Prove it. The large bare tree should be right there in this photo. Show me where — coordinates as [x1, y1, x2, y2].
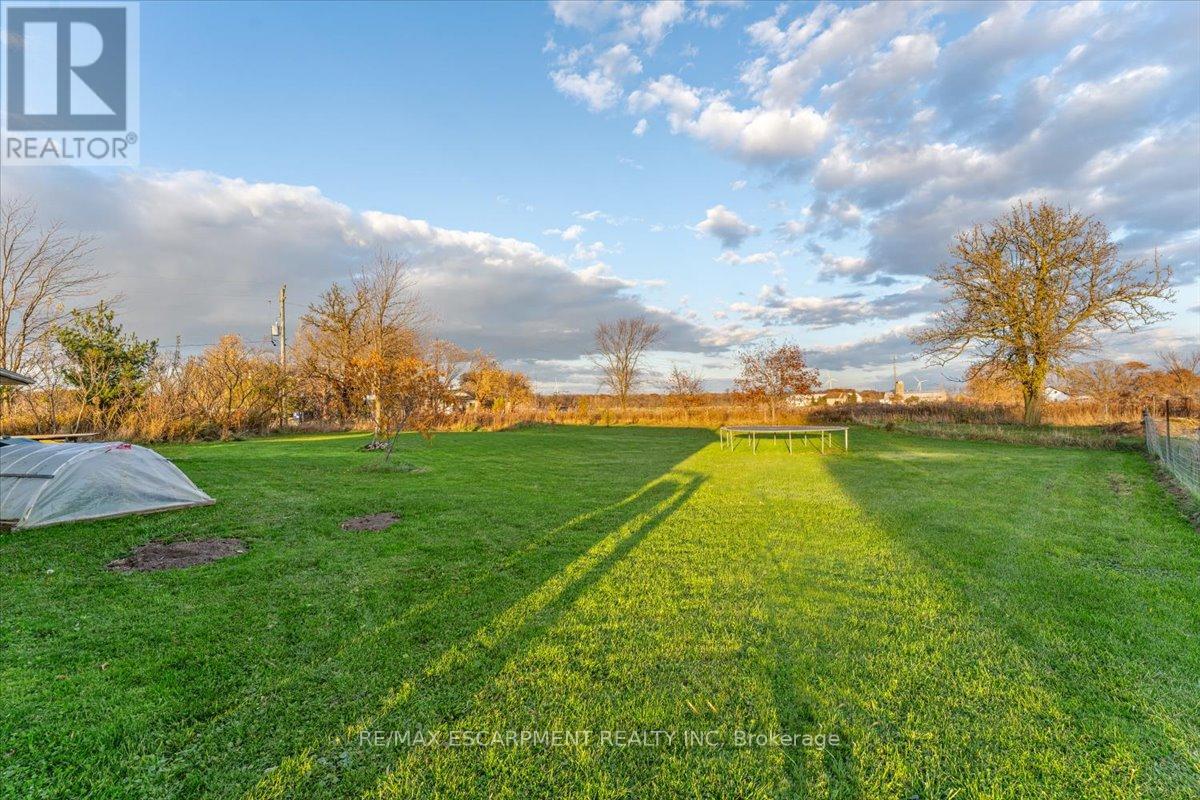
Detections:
[591, 317, 662, 408]
[915, 201, 1173, 425]
[1, 199, 103, 413]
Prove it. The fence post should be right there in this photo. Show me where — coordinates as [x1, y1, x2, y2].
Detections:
[1165, 399, 1172, 462]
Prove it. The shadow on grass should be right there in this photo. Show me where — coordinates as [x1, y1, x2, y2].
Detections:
[131, 429, 715, 797]
[347, 470, 707, 798]
[816, 430, 1200, 795]
[759, 529, 863, 799]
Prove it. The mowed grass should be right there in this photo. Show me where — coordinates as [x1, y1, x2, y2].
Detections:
[1, 426, 1197, 799]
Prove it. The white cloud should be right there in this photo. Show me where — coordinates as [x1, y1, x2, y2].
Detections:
[776, 197, 864, 242]
[623, 0, 686, 48]
[629, 74, 829, 163]
[571, 240, 610, 261]
[717, 250, 778, 266]
[817, 253, 872, 282]
[550, 0, 622, 30]
[551, 68, 622, 112]
[694, 204, 760, 249]
[546, 0, 1198, 350]
[550, 0, 685, 49]
[632, 118, 648, 136]
[689, 99, 829, 161]
[730, 179, 747, 190]
[596, 43, 643, 79]
[544, 224, 585, 241]
[821, 33, 939, 122]
[628, 74, 702, 125]
[732, 281, 943, 329]
[754, 2, 920, 108]
[6, 169, 712, 362]
[808, 328, 925, 371]
[549, 41, 645, 112]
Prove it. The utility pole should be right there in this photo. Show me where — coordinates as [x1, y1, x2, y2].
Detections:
[278, 284, 287, 369]
[278, 285, 287, 427]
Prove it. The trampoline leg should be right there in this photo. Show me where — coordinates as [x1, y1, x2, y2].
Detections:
[821, 432, 825, 454]
[788, 431, 792, 453]
[844, 429, 848, 452]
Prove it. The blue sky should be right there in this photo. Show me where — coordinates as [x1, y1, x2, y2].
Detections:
[8, 0, 1199, 391]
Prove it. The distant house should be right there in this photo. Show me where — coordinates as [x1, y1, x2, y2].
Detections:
[810, 389, 857, 406]
[0, 368, 34, 387]
[903, 390, 951, 403]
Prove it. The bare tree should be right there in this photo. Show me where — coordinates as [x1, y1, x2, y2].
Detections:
[1057, 360, 1147, 419]
[427, 339, 471, 401]
[1156, 349, 1200, 399]
[734, 341, 819, 422]
[355, 251, 425, 440]
[296, 283, 366, 423]
[1, 198, 103, 414]
[591, 317, 662, 408]
[664, 363, 704, 418]
[915, 200, 1173, 425]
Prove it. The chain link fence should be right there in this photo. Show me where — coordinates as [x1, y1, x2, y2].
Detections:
[1144, 407, 1200, 498]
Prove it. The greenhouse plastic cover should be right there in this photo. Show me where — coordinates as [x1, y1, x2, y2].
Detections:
[0, 438, 214, 530]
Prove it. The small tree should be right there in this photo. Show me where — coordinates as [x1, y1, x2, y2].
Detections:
[461, 354, 533, 412]
[187, 335, 283, 437]
[915, 200, 1173, 425]
[664, 364, 704, 418]
[355, 251, 425, 441]
[734, 341, 819, 422]
[591, 317, 662, 409]
[55, 301, 156, 430]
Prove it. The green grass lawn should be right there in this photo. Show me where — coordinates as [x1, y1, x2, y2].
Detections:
[2, 426, 1197, 799]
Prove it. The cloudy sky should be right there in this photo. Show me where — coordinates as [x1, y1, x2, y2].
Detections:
[8, 0, 1199, 392]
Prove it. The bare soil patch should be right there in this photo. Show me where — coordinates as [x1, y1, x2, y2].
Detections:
[355, 462, 428, 474]
[341, 512, 402, 532]
[107, 539, 246, 572]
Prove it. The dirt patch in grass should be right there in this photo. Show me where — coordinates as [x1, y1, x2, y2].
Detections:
[1107, 473, 1131, 497]
[341, 512, 402, 532]
[107, 539, 246, 572]
[355, 462, 428, 474]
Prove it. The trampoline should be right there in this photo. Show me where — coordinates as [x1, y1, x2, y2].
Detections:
[719, 425, 849, 454]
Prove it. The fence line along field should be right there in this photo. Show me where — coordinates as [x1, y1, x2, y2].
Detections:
[1145, 406, 1200, 497]
[3, 426, 1197, 798]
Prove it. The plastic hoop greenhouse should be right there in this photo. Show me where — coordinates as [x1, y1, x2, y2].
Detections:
[0, 438, 214, 530]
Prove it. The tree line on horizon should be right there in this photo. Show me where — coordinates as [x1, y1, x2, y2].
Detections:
[0, 197, 1194, 440]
